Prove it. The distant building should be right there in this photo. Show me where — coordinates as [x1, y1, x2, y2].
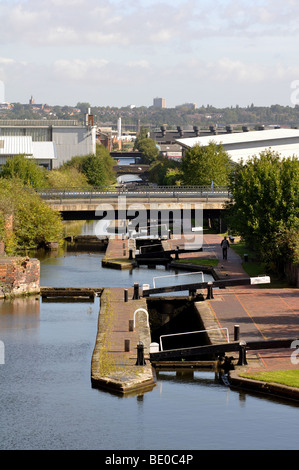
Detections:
[175, 128, 299, 163]
[150, 125, 230, 160]
[0, 118, 96, 169]
[0, 102, 12, 112]
[153, 97, 166, 108]
[0, 136, 57, 169]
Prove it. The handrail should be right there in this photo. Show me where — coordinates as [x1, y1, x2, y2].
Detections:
[36, 185, 231, 200]
[153, 271, 204, 288]
[159, 328, 230, 351]
[36, 185, 229, 192]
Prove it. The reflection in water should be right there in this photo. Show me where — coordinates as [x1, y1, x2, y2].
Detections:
[0, 297, 40, 332]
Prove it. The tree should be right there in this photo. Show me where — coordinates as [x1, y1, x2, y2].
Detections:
[181, 142, 232, 186]
[134, 128, 160, 164]
[148, 156, 182, 185]
[61, 144, 116, 187]
[1, 154, 47, 187]
[226, 150, 299, 271]
[82, 154, 107, 187]
[0, 178, 64, 253]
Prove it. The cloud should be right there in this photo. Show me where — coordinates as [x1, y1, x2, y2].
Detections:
[0, 0, 197, 47]
[53, 58, 109, 81]
[2, 0, 299, 106]
[6, 0, 298, 49]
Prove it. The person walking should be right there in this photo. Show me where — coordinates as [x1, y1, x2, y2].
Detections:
[221, 236, 230, 260]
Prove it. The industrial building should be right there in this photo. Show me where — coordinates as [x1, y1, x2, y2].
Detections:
[151, 125, 231, 160]
[0, 136, 57, 168]
[175, 128, 299, 163]
[0, 118, 96, 169]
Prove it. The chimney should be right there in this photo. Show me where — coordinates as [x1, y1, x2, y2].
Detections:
[177, 126, 183, 137]
[193, 126, 199, 136]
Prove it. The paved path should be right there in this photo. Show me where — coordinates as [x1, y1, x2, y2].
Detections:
[176, 233, 299, 371]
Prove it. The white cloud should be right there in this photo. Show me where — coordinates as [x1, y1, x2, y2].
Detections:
[1, 0, 299, 106]
[53, 58, 109, 81]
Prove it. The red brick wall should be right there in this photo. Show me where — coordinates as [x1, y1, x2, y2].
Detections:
[0, 257, 40, 298]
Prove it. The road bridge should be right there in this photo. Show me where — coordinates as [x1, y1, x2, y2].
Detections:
[37, 186, 230, 220]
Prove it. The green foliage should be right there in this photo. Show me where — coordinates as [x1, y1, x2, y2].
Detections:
[0, 178, 64, 252]
[61, 144, 115, 187]
[45, 167, 89, 188]
[148, 157, 182, 185]
[181, 142, 232, 186]
[1, 154, 47, 187]
[82, 154, 107, 186]
[134, 128, 160, 164]
[227, 150, 299, 271]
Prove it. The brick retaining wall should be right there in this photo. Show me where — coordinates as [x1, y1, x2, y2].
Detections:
[0, 257, 40, 298]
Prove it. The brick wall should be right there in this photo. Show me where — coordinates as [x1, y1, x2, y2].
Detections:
[0, 257, 40, 298]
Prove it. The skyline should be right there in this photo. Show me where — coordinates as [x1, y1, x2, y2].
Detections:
[1, 0, 299, 108]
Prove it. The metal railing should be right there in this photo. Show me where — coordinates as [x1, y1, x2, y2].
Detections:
[159, 327, 230, 351]
[36, 185, 231, 201]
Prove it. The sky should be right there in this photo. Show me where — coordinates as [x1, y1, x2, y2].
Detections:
[1, 0, 299, 108]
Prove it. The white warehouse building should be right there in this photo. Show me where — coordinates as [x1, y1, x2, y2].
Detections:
[0, 119, 96, 169]
[176, 128, 299, 163]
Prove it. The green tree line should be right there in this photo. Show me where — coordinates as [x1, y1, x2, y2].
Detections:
[0, 144, 116, 254]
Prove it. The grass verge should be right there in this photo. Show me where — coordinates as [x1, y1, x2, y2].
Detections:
[173, 258, 219, 266]
[239, 370, 299, 388]
[230, 240, 292, 288]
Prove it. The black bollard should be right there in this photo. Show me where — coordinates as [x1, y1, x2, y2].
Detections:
[136, 341, 146, 366]
[206, 282, 214, 299]
[133, 282, 139, 300]
[124, 289, 128, 302]
[237, 341, 248, 365]
[234, 325, 240, 341]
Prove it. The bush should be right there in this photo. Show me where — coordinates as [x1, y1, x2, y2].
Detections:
[0, 178, 64, 253]
[61, 144, 116, 187]
[0, 154, 47, 187]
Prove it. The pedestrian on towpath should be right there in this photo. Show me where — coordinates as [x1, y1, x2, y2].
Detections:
[221, 236, 230, 260]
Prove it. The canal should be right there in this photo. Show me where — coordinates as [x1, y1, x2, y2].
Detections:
[0, 229, 298, 450]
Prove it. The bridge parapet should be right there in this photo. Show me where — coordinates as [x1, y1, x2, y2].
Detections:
[37, 185, 231, 202]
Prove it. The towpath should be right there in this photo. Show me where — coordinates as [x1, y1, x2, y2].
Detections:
[175, 233, 299, 371]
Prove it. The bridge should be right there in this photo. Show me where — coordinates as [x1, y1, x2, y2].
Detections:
[37, 186, 231, 220]
[113, 164, 150, 179]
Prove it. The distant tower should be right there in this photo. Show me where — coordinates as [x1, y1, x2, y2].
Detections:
[153, 97, 166, 108]
[117, 117, 122, 138]
[29, 95, 35, 105]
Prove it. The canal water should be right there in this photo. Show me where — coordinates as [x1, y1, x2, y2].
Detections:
[0, 229, 298, 450]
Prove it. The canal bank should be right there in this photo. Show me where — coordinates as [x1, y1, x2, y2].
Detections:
[91, 287, 156, 395]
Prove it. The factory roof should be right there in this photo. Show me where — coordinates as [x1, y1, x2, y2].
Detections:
[175, 128, 299, 162]
[0, 136, 56, 159]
